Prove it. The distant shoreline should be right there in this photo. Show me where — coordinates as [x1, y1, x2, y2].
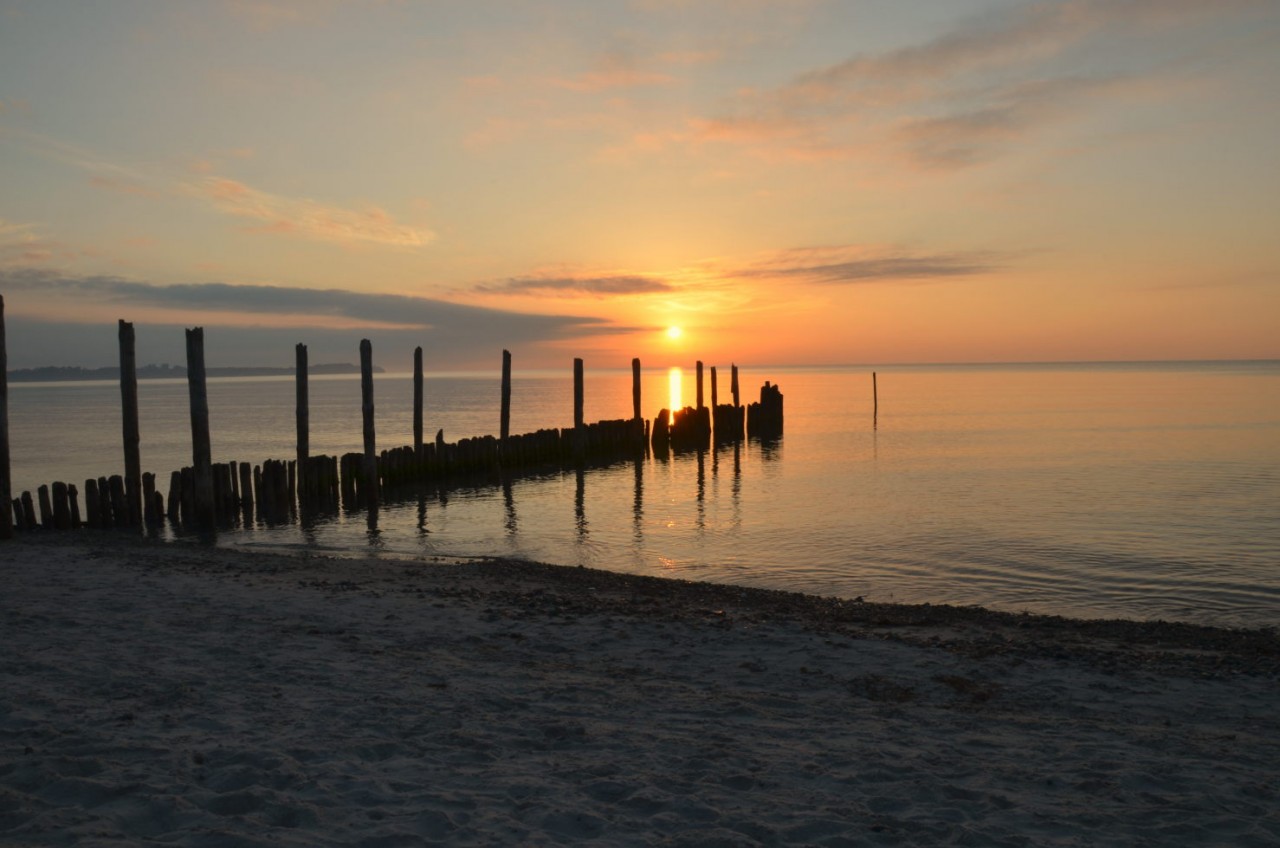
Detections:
[5, 363, 383, 382]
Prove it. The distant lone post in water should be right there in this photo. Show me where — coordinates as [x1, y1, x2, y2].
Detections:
[0, 294, 11, 539]
[185, 327, 215, 529]
[632, 358, 642, 422]
[296, 343, 309, 493]
[360, 339, 378, 507]
[873, 371, 878, 429]
[118, 320, 142, 527]
[413, 346, 424, 457]
[500, 349, 512, 443]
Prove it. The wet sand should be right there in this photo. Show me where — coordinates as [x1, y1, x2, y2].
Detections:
[3, 535, 1278, 846]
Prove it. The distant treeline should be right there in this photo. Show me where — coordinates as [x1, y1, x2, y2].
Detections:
[7, 363, 382, 382]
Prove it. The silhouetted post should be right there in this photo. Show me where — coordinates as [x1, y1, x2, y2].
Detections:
[413, 346, 424, 457]
[872, 371, 878, 429]
[296, 343, 309, 495]
[185, 327, 215, 529]
[360, 339, 378, 506]
[631, 358, 642, 421]
[573, 357, 585, 459]
[710, 366, 719, 408]
[0, 295, 11, 539]
[500, 349, 512, 442]
[696, 361, 704, 410]
[731, 364, 740, 408]
[117, 320, 142, 527]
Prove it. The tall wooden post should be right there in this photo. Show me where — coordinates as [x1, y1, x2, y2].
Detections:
[296, 343, 309, 494]
[573, 358, 584, 430]
[413, 346, 424, 457]
[631, 357, 642, 422]
[500, 349, 512, 442]
[696, 360, 704, 410]
[731, 364, 740, 408]
[710, 366, 719, 408]
[0, 295, 11, 539]
[360, 339, 378, 506]
[117, 320, 142, 527]
[185, 327, 215, 529]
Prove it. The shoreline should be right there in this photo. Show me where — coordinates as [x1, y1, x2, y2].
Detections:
[4, 536, 1278, 845]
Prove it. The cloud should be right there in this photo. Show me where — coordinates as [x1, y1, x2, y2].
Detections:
[475, 274, 675, 297]
[0, 268, 636, 368]
[553, 53, 677, 93]
[688, 0, 1271, 168]
[183, 176, 434, 248]
[735, 246, 1001, 285]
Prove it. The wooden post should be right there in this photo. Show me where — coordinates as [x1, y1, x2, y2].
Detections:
[710, 366, 718, 408]
[573, 358, 584, 429]
[296, 343, 308, 496]
[500, 349, 512, 443]
[118, 320, 142, 527]
[731, 363, 740, 408]
[360, 339, 378, 506]
[631, 358, 642, 422]
[872, 371, 878, 429]
[413, 346, 424, 457]
[185, 327, 215, 529]
[696, 360, 704, 410]
[0, 295, 10, 539]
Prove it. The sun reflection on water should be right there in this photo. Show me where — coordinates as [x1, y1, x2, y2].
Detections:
[668, 366, 683, 411]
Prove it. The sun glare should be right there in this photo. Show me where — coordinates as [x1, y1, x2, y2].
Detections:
[668, 367, 683, 412]
[665, 326, 683, 341]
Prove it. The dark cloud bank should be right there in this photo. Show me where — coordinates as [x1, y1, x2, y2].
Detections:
[0, 269, 628, 370]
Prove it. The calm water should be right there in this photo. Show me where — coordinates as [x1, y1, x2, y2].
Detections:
[7, 362, 1280, 629]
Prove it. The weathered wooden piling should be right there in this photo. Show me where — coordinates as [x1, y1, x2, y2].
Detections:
[632, 358, 642, 421]
[573, 357, 585, 459]
[0, 295, 10, 539]
[142, 472, 158, 526]
[696, 361, 705, 410]
[710, 366, 718, 408]
[296, 343, 309, 494]
[20, 491, 36, 531]
[118, 320, 142, 527]
[185, 327, 215, 529]
[501, 349, 512, 443]
[731, 364, 740, 408]
[413, 346, 424, 458]
[360, 339, 378, 507]
[873, 371, 878, 429]
[68, 484, 82, 530]
[52, 482, 71, 530]
[746, 381, 784, 438]
[37, 485, 53, 529]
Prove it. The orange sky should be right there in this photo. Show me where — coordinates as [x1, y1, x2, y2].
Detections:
[1, 0, 1278, 369]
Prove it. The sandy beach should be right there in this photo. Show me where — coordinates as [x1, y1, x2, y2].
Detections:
[2, 536, 1277, 846]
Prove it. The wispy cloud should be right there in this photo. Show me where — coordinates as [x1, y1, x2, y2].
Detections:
[686, 0, 1271, 168]
[183, 176, 434, 248]
[475, 274, 675, 297]
[733, 245, 1002, 285]
[553, 52, 676, 93]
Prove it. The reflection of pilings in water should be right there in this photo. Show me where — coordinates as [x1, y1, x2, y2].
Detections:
[503, 477, 517, 537]
[632, 456, 643, 544]
[696, 449, 706, 532]
[575, 467, 587, 539]
[732, 441, 742, 529]
[417, 490, 428, 536]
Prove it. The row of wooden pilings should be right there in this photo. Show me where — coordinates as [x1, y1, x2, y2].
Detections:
[0, 296, 783, 539]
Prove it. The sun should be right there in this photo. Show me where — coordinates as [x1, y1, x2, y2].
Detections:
[665, 325, 683, 341]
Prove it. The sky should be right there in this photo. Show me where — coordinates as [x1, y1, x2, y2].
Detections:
[1, 0, 1278, 371]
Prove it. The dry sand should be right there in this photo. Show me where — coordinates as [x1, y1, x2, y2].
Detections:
[2, 535, 1278, 846]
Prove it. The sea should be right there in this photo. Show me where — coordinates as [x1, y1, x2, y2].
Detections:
[6, 361, 1279, 630]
